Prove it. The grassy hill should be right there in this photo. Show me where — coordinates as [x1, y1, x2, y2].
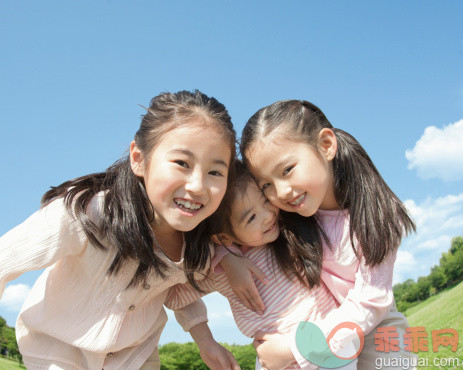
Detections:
[403, 280, 463, 369]
[0, 357, 24, 370]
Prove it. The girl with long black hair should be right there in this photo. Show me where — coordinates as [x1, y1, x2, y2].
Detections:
[0, 90, 240, 369]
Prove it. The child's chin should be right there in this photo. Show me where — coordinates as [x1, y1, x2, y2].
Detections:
[171, 221, 201, 233]
[273, 230, 281, 240]
[265, 233, 280, 245]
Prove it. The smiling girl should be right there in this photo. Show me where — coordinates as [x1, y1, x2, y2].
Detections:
[0, 90, 240, 370]
[222, 99, 417, 369]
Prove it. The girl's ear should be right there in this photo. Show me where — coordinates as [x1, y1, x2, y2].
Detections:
[130, 141, 145, 177]
[318, 128, 337, 161]
[211, 233, 236, 247]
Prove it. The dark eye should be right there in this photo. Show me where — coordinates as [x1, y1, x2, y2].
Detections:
[261, 193, 270, 204]
[174, 160, 189, 168]
[261, 183, 271, 191]
[209, 170, 224, 177]
[283, 165, 294, 176]
[247, 214, 256, 224]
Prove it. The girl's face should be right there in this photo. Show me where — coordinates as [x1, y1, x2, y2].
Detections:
[245, 126, 339, 217]
[230, 181, 280, 247]
[130, 123, 231, 236]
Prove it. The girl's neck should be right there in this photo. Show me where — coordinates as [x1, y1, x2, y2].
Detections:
[319, 183, 341, 211]
[152, 223, 184, 262]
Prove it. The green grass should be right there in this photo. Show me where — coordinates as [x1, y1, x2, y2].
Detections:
[403, 281, 463, 369]
[0, 357, 24, 370]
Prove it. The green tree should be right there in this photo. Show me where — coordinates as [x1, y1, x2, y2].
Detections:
[401, 279, 419, 303]
[449, 236, 463, 255]
[415, 276, 431, 301]
[223, 343, 256, 370]
[443, 248, 463, 284]
[0, 315, 23, 365]
[429, 266, 447, 291]
[160, 342, 206, 369]
[0, 316, 7, 356]
[159, 342, 256, 370]
[394, 235, 463, 312]
[393, 282, 405, 302]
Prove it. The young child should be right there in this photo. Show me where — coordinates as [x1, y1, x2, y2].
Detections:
[166, 160, 357, 370]
[0, 90, 240, 370]
[225, 99, 418, 369]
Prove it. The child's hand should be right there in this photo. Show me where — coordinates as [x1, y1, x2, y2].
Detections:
[197, 338, 241, 370]
[190, 322, 241, 369]
[253, 330, 295, 370]
[221, 253, 268, 315]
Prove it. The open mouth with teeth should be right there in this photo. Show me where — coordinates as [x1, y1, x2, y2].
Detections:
[288, 193, 306, 207]
[174, 198, 204, 214]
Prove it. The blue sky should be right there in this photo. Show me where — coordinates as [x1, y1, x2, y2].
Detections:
[1, 1, 462, 345]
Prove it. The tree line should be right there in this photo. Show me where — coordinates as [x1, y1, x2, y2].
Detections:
[394, 236, 463, 312]
[159, 342, 256, 369]
[0, 316, 22, 365]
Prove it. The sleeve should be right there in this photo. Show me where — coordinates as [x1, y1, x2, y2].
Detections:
[317, 249, 396, 335]
[173, 300, 209, 332]
[164, 272, 218, 332]
[210, 244, 243, 274]
[286, 249, 397, 369]
[0, 197, 89, 298]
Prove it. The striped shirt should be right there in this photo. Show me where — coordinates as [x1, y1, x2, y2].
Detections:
[167, 244, 339, 369]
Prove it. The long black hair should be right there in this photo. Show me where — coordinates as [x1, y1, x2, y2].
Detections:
[42, 90, 236, 289]
[240, 100, 415, 273]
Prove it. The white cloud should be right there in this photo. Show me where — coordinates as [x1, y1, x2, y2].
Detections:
[209, 310, 233, 320]
[396, 193, 463, 283]
[393, 251, 418, 284]
[405, 119, 463, 181]
[415, 235, 452, 251]
[404, 194, 463, 236]
[0, 283, 30, 311]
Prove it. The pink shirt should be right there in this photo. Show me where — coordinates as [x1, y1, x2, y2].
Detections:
[167, 244, 339, 370]
[0, 193, 208, 370]
[287, 209, 397, 368]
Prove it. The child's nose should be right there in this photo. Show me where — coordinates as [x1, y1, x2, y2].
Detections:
[185, 171, 206, 194]
[275, 181, 291, 200]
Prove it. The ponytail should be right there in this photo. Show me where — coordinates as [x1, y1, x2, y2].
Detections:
[241, 99, 415, 271]
[332, 128, 415, 265]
